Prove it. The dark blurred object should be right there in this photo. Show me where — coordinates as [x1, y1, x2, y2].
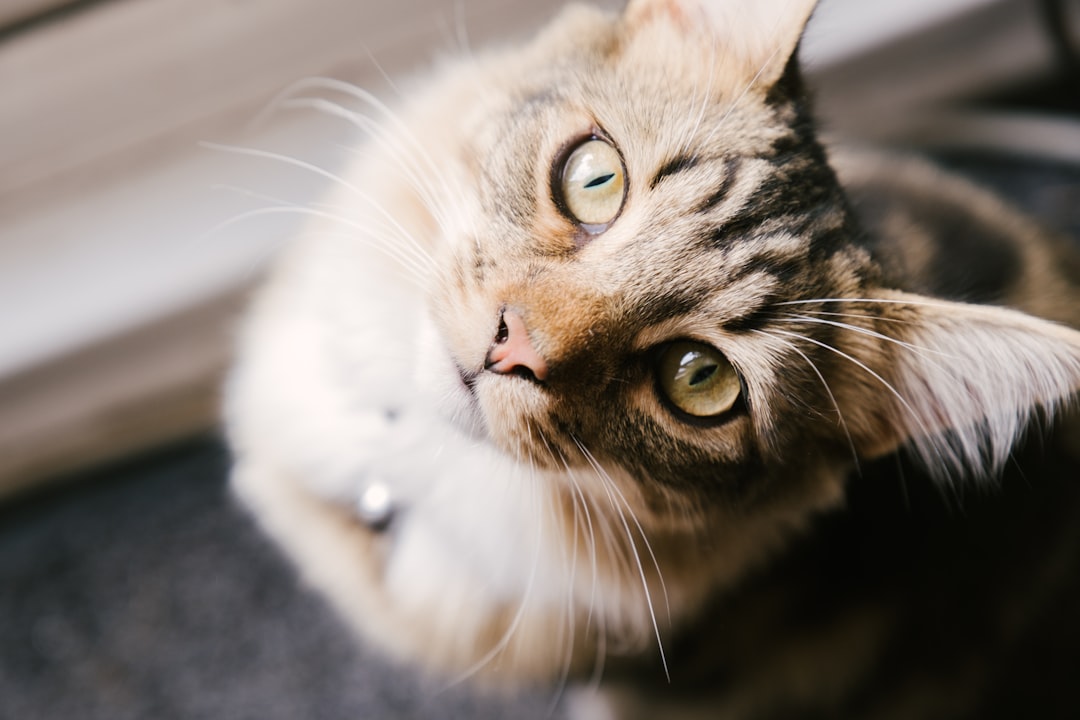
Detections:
[813, 0, 1080, 141]
[1040, 0, 1080, 80]
[976, 0, 1080, 114]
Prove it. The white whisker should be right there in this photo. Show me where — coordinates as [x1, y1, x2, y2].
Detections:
[209, 183, 299, 208]
[678, 22, 718, 159]
[445, 464, 544, 687]
[529, 425, 579, 714]
[595, 467, 672, 627]
[263, 77, 482, 240]
[202, 205, 432, 285]
[775, 297, 957, 310]
[776, 313, 953, 361]
[359, 44, 406, 99]
[566, 468, 600, 636]
[563, 458, 617, 698]
[274, 97, 459, 236]
[754, 328, 859, 471]
[769, 328, 950, 470]
[201, 142, 436, 271]
[452, 0, 473, 58]
[701, 29, 787, 149]
[786, 309, 917, 326]
[203, 140, 360, 192]
[573, 438, 670, 682]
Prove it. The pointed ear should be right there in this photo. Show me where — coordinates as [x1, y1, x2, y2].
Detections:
[625, 0, 818, 87]
[838, 290, 1080, 481]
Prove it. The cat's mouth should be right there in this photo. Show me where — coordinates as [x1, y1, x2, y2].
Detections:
[450, 356, 571, 467]
[458, 365, 480, 395]
[444, 361, 489, 441]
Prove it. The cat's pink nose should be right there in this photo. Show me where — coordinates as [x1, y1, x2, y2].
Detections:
[485, 310, 549, 383]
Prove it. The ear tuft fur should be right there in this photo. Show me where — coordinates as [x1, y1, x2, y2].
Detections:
[849, 291, 1080, 482]
[625, 0, 818, 87]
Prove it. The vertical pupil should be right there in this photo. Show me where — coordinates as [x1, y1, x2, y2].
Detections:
[584, 172, 614, 189]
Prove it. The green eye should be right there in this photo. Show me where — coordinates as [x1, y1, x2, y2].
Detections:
[656, 341, 742, 418]
[559, 138, 626, 227]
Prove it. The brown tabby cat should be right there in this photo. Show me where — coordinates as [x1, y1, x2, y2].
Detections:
[225, 0, 1080, 717]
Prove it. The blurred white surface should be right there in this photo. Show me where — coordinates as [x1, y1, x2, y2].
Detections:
[802, 0, 996, 67]
[0, 113, 349, 378]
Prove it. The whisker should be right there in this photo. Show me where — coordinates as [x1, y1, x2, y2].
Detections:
[562, 465, 609, 693]
[573, 438, 670, 682]
[444, 464, 544, 687]
[275, 97, 458, 235]
[565, 463, 617, 705]
[301, 223, 434, 284]
[774, 313, 954, 360]
[359, 44, 406, 99]
[567, 469, 600, 636]
[202, 205, 432, 284]
[754, 328, 860, 472]
[201, 142, 436, 272]
[775, 297, 957, 310]
[209, 183, 299, 208]
[768, 328, 952, 470]
[526, 422, 579, 713]
[203, 140, 360, 192]
[786, 309, 919, 326]
[594, 465, 672, 628]
[567, 463, 633, 588]
[678, 20, 718, 159]
[262, 77, 482, 240]
[701, 24, 788, 150]
[452, 0, 473, 58]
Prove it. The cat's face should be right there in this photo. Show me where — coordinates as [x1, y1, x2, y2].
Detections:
[427, 1, 864, 530]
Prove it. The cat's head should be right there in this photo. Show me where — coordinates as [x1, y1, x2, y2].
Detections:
[430, 0, 849, 524]
[426, 0, 1080, 531]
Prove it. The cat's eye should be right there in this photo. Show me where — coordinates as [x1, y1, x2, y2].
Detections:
[656, 341, 742, 419]
[558, 138, 626, 228]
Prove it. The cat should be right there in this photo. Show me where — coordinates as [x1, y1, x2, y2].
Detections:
[225, 0, 1080, 717]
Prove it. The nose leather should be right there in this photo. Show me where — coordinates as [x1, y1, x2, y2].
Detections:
[485, 310, 549, 382]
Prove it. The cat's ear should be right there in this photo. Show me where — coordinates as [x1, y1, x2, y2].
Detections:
[837, 290, 1080, 480]
[624, 0, 818, 87]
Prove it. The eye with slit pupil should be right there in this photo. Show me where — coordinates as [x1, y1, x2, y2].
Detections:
[556, 138, 626, 228]
[656, 341, 742, 419]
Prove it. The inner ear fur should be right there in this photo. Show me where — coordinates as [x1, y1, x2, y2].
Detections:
[836, 290, 1080, 481]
